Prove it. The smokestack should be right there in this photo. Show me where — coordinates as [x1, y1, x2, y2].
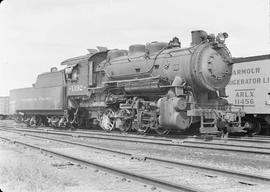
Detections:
[191, 30, 208, 46]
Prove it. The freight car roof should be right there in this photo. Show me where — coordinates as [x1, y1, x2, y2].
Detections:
[233, 54, 270, 63]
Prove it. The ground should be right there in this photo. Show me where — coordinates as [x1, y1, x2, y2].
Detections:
[0, 139, 165, 192]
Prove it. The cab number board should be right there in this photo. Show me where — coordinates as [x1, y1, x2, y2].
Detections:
[69, 85, 85, 92]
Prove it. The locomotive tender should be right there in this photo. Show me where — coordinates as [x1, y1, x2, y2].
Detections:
[10, 30, 245, 134]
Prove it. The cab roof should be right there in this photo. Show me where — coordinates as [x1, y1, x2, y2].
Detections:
[60, 54, 91, 66]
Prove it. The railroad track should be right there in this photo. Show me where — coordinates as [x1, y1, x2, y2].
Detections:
[2, 121, 270, 144]
[1, 121, 270, 152]
[1, 126, 270, 155]
[0, 130, 270, 192]
[0, 135, 200, 192]
[1, 121, 270, 143]
[51, 129, 270, 144]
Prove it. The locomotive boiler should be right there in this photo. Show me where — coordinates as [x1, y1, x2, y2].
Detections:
[10, 30, 245, 134]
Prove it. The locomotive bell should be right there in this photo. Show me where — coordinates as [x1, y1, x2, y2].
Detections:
[216, 32, 228, 44]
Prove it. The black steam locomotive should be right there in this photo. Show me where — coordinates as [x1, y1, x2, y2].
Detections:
[10, 30, 245, 134]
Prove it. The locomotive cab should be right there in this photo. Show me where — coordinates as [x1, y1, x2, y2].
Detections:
[63, 57, 89, 96]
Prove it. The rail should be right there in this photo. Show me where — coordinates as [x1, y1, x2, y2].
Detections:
[0, 135, 203, 192]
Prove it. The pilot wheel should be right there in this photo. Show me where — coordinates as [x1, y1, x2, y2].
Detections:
[154, 127, 170, 135]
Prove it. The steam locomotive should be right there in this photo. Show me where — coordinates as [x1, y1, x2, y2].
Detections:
[9, 30, 245, 134]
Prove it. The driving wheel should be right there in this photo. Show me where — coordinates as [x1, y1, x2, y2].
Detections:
[100, 108, 115, 132]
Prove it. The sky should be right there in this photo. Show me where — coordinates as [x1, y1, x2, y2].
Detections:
[0, 0, 269, 96]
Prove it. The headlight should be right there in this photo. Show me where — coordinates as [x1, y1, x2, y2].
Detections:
[216, 32, 228, 43]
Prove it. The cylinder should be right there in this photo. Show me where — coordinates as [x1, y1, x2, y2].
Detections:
[173, 97, 187, 111]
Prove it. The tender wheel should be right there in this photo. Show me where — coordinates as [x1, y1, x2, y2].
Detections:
[36, 116, 42, 127]
[30, 116, 41, 127]
[71, 117, 84, 129]
[154, 127, 170, 135]
[54, 116, 61, 128]
[100, 108, 115, 132]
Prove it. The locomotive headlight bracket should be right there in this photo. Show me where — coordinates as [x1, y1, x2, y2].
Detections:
[216, 32, 228, 44]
